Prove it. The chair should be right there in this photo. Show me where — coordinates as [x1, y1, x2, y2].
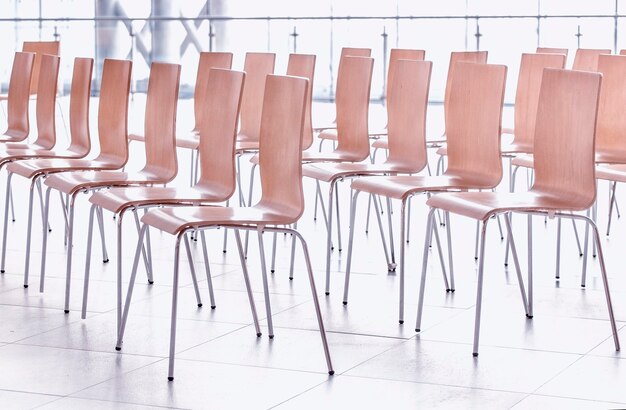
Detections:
[418, 68, 619, 357]
[115, 74, 334, 380]
[302, 59, 432, 295]
[39, 62, 179, 323]
[346, 62, 507, 324]
[0, 52, 35, 143]
[82, 68, 245, 318]
[536, 47, 568, 56]
[128, 52, 233, 185]
[0, 57, 93, 284]
[572, 48, 611, 71]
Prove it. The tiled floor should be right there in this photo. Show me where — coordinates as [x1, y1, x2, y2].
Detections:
[1, 99, 625, 409]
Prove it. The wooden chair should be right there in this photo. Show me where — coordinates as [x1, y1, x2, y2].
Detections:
[419, 68, 619, 357]
[115, 74, 334, 381]
[0, 52, 35, 143]
[347, 62, 507, 324]
[22, 41, 61, 96]
[82, 68, 245, 318]
[572, 48, 611, 71]
[6, 59, 132, 291]
[40, 62, 179, 324]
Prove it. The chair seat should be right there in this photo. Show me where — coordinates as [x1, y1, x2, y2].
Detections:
[6, 157, 122, 179]
[0, 144, 83, 164]
[302, 161, 420, 183]
[318, 129, 338, 141]
[511, 154, 535, 169]
[0, 130, 28, 143]
[236, 140, 259, 152]
[595, 149, 626, 164]
[427, 191, 587, 222]
[351, 173, 498, 200]
[303, 149, 368, 163]
[89, 185, 232, 214]
[371, 138, 388, 150]
[501, 141, 533, 155]
[141, 204, 299, 235]
[129, 132, 200, 150]
[596, 164, 626, 183]
[44, 170, 166, 195]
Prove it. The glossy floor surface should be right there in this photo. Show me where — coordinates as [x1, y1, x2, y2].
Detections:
[0, 99, 624, 409]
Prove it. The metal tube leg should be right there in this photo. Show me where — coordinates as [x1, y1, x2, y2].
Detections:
[247, 163, 257, 210]
[372, 194, 392, 267]
[189, 149, 194, 187]
[194, 149, 200, 185]
[289, 224, 297, 280]
[444, 212, 455, 291]
[22, 182, 35, 288]
[474, 220, 480, 260]
[431, 214, 450, 292]
[335, 186, 343, 252]
[63, 199, 76, 314]
[59, 191, 69, 245]
[324, 182, 335, 295]
[607, 181, 617, 236]
[571, 216, 583, 256]
[234, 230, 261, 336]
[270, 232, 278, 273]
[504, 213, 529, 316]
[472, 220, 489, 356]
[406, 198, 412, 243]
[132, 209, 153, 284]
[39, 187, 53, 292]
[415, 209, 436, 332]
[555, 217, 562, 279]
[167, 235, 182, 381]
[592, 199, 597, 258]
[343, 190, 360, 304]
[82, 204, 97, 318]
[257, 228, 274, 338]
[315, 181, 329, 225]
[200, 230, 216, 308]
[222, 199, 229, 253]
[582, 209, 591, 287]
[35, 178, 49, 232]
[9, 185, 15, 222]
[144, 211, 154, 273]
[96, 206, 109, 263]
[295, 231, 334, 375]
[183, 234, 203, 307]
[365, 194, 372, 233]
[116, 214, 124, 329]
[1, 172, 13, 273]
[398, 200, 407, 323]
[527, 215, 533, 318]
[386, 197, 396, 268]
[236, 155, 245, 207]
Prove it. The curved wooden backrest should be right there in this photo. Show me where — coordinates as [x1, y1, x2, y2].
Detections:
[537, 47, 568, 57]
[97, 59, 132, 164]
[572, 48, 611, 71]
[67, 57, 94, 156]
[445, 62, 506, 187]
[22, 41, 60, 95]
[340, 47, 372, 59]
[258, 74, 308, 221]
[5, 52, 34, 140]
[532, 68, 601, 209]
[33, 54, 60, 149]
[286, 53, 316, 150]
[197, 68, 245, 197]
[238, 52, 276, 142]
[335, 56, 374, 159]
[444, 51, 488, 115]
[386, 59, 432, 172]
[194, 52, 233, 131]
[142, 62, 181, 182]
[386, 49, 425, 98]
[512, 53, 566, 147]
[594, 55, 626, 154]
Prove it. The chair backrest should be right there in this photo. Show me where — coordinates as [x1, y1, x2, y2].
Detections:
[512, 53, 566, 147]
[67, 57, 94, 156]
[386, 59, 432, 173]
[22, 41, 60, 95]
[386, 49, 425, 98]
[335, 56, 374, 160]
[572, 48, 611, 71]
[532, 68, 602, 210]
[197, 68, 245, 198]
[620, 49, 626, 56]
[32, 54, 60, 150]
[238, 52, 276, 142]
[142, 62, 181, 183]
[340, 47, 372, 59]
[286, 53, 316, 150]
[594, 55, 626, 155]
[444, 51, 488, 116]
[4, 52, 34, 140]
[258, 74, 309, 222]
[536, 47, 568, 57]
[194, 52, 233, 131]
[445, 62, 506, 188]
[96, 59, 132, 165]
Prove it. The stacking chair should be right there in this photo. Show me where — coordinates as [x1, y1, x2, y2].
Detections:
[115, 74, 334, 380]
[572, 48, 611, 71]
[536, 47, 568, 56]
[417, 68, 619, 357]
[40, 62, 179, 324]
[82, 68, 245, 319]
[129, 52, 233, 185]
[1, 57, 93, 283]
[346, 62, 507, 324]
[302, 59, 432, 295]
[0, 52, 35, 143]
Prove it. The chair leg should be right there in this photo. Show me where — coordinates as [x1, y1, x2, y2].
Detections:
[592, 198, 598, 258]
[131, 209, 153, 284]
[365, 194, 372, 234]
[571, 216, 583, 256]
[527, 215, 533, 318]
[116, 213, 124, 329]
[199, 231, 216, 309]
[167, 234, 183, 381]
[472, 219, 489, 356]
[270, 232, 277, 273]
[555, 217, 562, 279]
[324, 181, 336, 295]
[0, 172, 13, 274]
[82, 204, 97, 318]
[293, 229, 334, 375]
[372, 194, 393, 269]
[194, 149, 200, 185]
[63, 197, 76, 314]
[183, 233, 203, 307]
[444, 212, 455, 292]
[9, 185, 15, 222]
[22, 181, 35, 288]
[143, 209, 154, 271]
[431, 214, 450, 292]
[289, 223, 297, 280]
[39, 187, 53, 292]
[236, 154, 245, 207]
[504, 214, 530, 316]
[189, 150, 195, 187]
[96, 206, 109, 263]
[343, 190, 361, 305]
[582, 209, 591, 287]
[607, 181, 617, 236]
[234, 230, 261, 337]
[335, 187, 343, 252]
[315, 181, 329, 226]
[35, 177, 50, 232]
[243, 163, 258, 256]
[474, 220, 480, 261]
[257, 228, 274, 338]
[385, 197, 396, 269]
[406, 199, 412, 243]
[222, 199, 229, 253]
[415, 209, 436, 332]
[399, 199, 407, 323]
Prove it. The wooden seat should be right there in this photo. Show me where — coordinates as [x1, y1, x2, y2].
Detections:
[0, 52, 35, 143]
[347, 62, 507, 323]
[115, 74, 334, 381]
[419, 68, 619, 357]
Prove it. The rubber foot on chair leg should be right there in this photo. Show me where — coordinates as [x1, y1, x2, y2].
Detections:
[526, 314, 533, 319]
[148, 280, 154, 285]
[343, 301, 347, 305]
[256, 332, 262, 337]
[23, 284, 28, 288]
[328, 370, 335, 376]
[472, 353, 479, 357]
[197, 303, 203, 307]
[269, 335, 274, 339]
[555, 276, 560, 279]
[211, 305, 216, 309]
[331, 246, 334, 251]
[270, 269, 275, 273]
[399, 320, 404, 324]
[168, 376, 174, 381]
[289, 277, 293, 281]
[579, 253, 583, 257]
[325, 291, 330, 296]
[48, 228, 52, 232]
[581, 284, 586, 288]
[1, 270, 4, 273]
[115, 346, 121, 351]
[64, 309, 69, 314]
[474, 257, 478, 261]
[103, 259, 109, 263]
[415, 328, 420, 333]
